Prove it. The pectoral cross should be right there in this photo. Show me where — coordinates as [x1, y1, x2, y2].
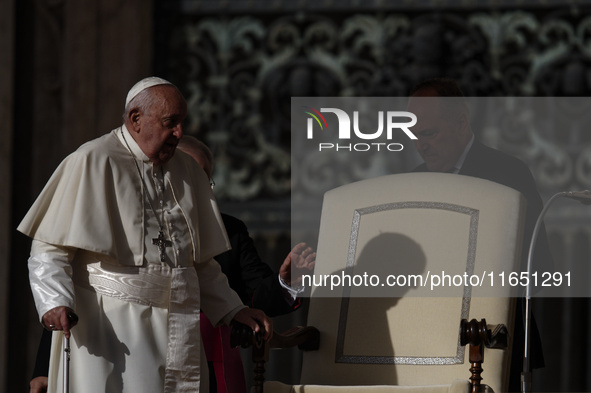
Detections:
[152, 230, 172, 262]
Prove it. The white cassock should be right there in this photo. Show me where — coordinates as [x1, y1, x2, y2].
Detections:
[18, 126, 245, 393]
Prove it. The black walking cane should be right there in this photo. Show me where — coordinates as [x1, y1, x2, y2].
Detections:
[63, 312, 79, 393]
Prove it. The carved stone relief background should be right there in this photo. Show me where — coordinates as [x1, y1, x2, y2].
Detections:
[155, 2, 591, 391]
[158, 3, 591, 199]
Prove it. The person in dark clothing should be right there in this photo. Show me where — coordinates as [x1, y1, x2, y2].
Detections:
[408, 78, 551, 392]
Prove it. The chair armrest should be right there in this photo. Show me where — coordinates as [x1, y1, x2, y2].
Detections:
[230, 321, 264, 349]
[460, 318, 508, 350]
[230, 323, 320, 351]
[459, 319, 508, 393]
[269, 326, 320, 351]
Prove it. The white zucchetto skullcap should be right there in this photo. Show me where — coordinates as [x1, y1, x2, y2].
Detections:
[125, 76, 174, 107]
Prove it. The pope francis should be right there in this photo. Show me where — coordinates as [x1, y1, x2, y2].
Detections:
[18, 77, 272, 393]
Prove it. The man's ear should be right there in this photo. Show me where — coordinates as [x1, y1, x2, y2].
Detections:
[128, 109, 142, 132]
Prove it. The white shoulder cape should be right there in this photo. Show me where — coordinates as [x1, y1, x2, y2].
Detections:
[17, 129, 230, 265]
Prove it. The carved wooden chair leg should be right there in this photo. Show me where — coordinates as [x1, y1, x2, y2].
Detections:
[231, 323, 320, 393]
[252, 336, 269, 393]
[468, 341, 485, 392]
[230, 323, 268, 393]
[461, 319, 509, 393]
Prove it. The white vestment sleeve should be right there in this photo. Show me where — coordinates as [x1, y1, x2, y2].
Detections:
[28, 240, 77, 321]
[196, 257, 246, 326]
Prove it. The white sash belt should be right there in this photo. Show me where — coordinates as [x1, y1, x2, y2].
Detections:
[84, 263, 172, 308]
[72, 254, 202, 391]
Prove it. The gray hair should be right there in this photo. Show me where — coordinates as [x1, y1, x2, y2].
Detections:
[122, 84, 183, 121]
[125, 88, 156, 114]
[177, 135, 214, 177]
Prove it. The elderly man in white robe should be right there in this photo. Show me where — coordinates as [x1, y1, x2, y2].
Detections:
[18, 77, 272, 393]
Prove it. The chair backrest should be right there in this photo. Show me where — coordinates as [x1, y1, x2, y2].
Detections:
[300, 173, 526, 392]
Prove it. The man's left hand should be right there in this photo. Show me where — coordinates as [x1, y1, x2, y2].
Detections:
[232, 308, 273, 341]
[279, 242, 316, 288]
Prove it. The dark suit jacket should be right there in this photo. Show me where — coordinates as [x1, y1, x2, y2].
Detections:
[414, 141, 553, 273]
[216, 213, 301, 317]
[414, 140, 549, 391]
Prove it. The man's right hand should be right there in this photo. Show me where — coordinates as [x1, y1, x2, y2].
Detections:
[30, 376, 48, 393]
[42, 306, 78, 339]
[232, 308, 273, 342]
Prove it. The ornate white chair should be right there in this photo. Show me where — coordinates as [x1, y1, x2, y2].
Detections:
[235, 173, 526, 393]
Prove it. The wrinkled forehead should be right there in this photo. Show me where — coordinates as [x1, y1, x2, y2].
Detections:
[149, 85, 187, 113]
[150, 84, 184, 102]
